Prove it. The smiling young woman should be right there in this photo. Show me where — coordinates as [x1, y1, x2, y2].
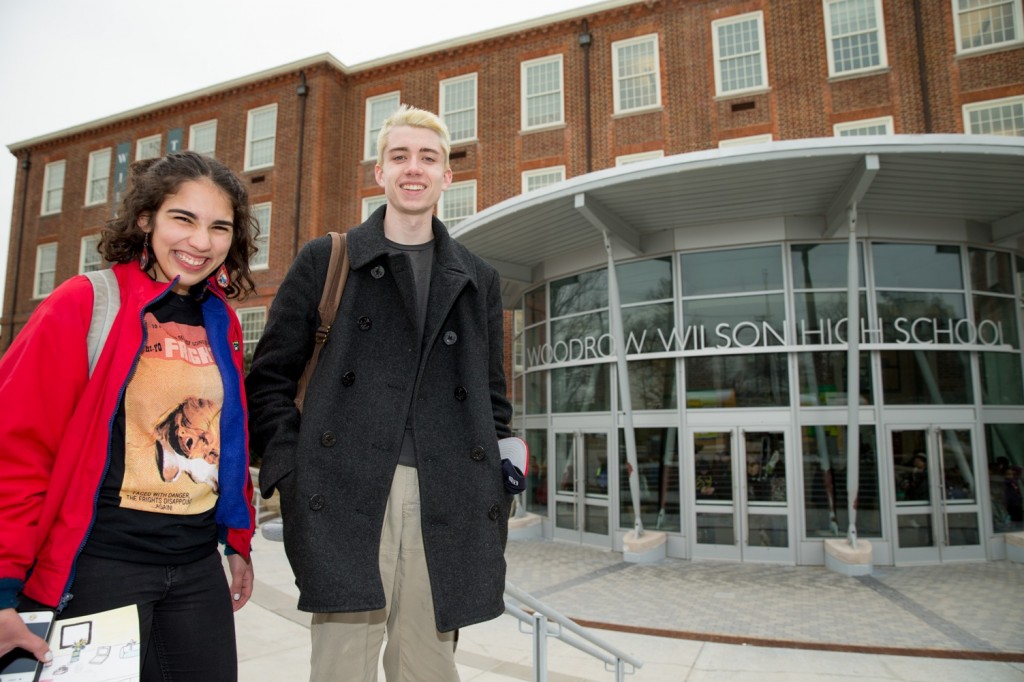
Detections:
[0, 151, 260, 681]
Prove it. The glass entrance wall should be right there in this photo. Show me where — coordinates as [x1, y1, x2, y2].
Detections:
[800, 425, 881, 539]
[512, 238, 1024, 564]
[985, 423, 1024, 533]
[617, 427, 680, 532]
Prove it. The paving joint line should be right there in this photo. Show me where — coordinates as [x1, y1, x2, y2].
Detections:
[855, 574, 998, 652]
[528, 561, 634, 601]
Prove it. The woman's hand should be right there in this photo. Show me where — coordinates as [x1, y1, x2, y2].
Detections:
[0, 607, 52, 663]
[226, 554, 254, 612]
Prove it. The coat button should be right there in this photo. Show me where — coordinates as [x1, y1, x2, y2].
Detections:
[358, 316, 372, 330]
[371, 265, 385, 279]
[488, 504, 500, 520]
[341, 371, 355, 386]
[443, 331, 458, 345]
[309, 494, 325, 511]
[320, 431, 337, 447]
[454, 386, 468, 401]
[470, 446, 485, 461]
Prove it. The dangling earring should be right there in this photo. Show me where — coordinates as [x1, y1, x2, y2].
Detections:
[139, 233, 151, 270]
[215, 263, 231, 289]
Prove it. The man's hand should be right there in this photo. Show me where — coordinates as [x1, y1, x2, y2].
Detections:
[227, 554, 254, 612]
[0, 608, 52, 663]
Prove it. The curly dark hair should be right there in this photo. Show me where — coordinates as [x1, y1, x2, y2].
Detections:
[98, 151, 259, 299]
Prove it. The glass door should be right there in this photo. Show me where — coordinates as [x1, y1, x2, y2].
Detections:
[889, 426, 984, 564]
[689, 428, 794, 562]
[553, 430, 612, 548]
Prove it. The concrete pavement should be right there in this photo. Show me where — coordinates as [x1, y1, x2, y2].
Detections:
[233, 528, 1024, 681]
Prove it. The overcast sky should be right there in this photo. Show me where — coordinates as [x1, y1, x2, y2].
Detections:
[0, 0, 605, 312]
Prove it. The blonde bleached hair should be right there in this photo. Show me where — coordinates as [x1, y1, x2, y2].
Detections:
[376, 104, 451, 168]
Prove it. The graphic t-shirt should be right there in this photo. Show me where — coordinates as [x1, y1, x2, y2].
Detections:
[84, 291, 221, 564]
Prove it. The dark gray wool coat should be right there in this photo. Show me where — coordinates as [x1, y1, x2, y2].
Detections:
[245, 208, 513, 632]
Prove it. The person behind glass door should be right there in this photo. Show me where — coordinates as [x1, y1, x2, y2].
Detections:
[899, 452, 930, 502]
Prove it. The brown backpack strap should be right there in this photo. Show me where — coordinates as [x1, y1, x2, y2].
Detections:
[295, 232, 349, 412]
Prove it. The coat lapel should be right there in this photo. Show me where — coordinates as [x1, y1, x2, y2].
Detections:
[421, 216, 477, 353]
[345, 208, 480, 351]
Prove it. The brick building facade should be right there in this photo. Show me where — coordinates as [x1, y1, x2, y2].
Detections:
[4, 0, 1024, 356]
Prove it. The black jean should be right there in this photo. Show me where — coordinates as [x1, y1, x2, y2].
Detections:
[59, 551, 237, 681]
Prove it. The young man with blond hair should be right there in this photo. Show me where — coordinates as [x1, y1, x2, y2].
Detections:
[246, 105, 513, 681]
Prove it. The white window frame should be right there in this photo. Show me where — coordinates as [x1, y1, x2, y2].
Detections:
[440, 73, 478, 144]
[963, 95, 1024, 136]
[136, 134, 162, 161]
[522, 166, 566, 193]
[362, 195, 388, 221]
[189, 120, 217, 156]
[84, 148, 111, 206]
[615, 150, 665, 166]
[251, 202, 271, 270]
[79, 235, 103, 274]
[521, 55, 565, 130]
[612, 34, 662, 115]
[824, 0, 888, 77]
[953, 0, 1023, 54]
[712, 11, 769, 96]
[718, 133, 773, 148]
[237, 307, 267, 347]
[34, 243, 58, 298]
[245, 104, 278, 171]
[237, 306, 268, 370]
[365, 92, 401, 160]
[834, 116, 894, 136]
[41, 160, 65, 216]
[438, 180, 477, 229]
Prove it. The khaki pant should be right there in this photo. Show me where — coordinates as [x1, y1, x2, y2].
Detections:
[310, 465, 459, 682]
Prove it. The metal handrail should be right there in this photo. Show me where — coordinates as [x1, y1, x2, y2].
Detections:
[504, 581, 642, 682]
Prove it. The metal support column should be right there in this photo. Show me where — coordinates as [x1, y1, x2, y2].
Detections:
[604, 231, 644, 536]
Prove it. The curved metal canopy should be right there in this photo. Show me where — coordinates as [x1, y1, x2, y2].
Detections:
[449, 135, 1024, 307]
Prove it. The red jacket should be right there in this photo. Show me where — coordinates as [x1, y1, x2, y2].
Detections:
[0, 263, 254, 611]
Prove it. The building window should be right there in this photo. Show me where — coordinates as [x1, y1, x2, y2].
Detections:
[440, 74, 477, 144]
[969, 248, 1023, 405]
[616, 150, 664, 166]
[872, 243, 973, 405]
[79, 235, 103, 274]
[834, 116, 894, 136]
[522, 166, 565, 193]
[954, 0, 1023, 53]
[245, 104, 277, 170]
[612, 34, 661, 114]
[251, 202, 271, 270]
[34, 243, 58, 298]
[521, 55, 564, 130]
[439, 180, 476, 229]
[136, 135, 162, 160]
[718, 134, 773, 147]
[713, 12, 769, 96]
[824, 0, 887, 77]
[986, 423, 1024, 532]
[365, 92, 401, 160]
[237, 307, 267, 373]
[41, 160, 65, 216]
[362, 195, 388, 221]
[801, 425, 882, 538]
[85, 148, 111, 206]
[964, 96, 1024, 136]
[189, 120, 217, 156]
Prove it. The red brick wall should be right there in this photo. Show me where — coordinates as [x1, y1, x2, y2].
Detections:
[4, 0, 1023, 352]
